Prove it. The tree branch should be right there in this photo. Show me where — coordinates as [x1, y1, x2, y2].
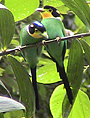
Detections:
[0, 32, 90, 56]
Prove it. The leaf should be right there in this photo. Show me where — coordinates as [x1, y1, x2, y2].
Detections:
[37, 62, 60, 84]
[4, 110, 25, 118]
[0, 80, 11, 97]
[61, 0, 90, 30]
[44, 0, 64, 8]
[62, 39, 84, 117]
[0, 67, 5, 76]
[69, 90, 90, 118]
[0, 96, 25, 113]
[50, 85, 65, 118]
[50, 85, 90, 118]
[1, 76, 19, 93]
[0, 4, 15, 50]
[0, 113, 4, 118]
[74, 0, 90, 25]
[5, 0, 39, 21]
[8, 55, 35, 118]
[79, 39, 90, 65]
[37, 55, 68, 84]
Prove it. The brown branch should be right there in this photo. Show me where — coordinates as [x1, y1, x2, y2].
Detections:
[0, 32, 90, 56]
[44, 32, 90, 44]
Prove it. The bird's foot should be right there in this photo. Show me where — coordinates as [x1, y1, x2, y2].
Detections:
[42, 40, 46, 45]
[42, 40, 48, 47]
[56, 36, 61, 44]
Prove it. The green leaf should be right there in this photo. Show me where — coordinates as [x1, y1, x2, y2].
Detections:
[37, 56, 68, 84]
[0, 80, 11, 97]
[61, 0, 90, 30]
[69, 90, 90, 118]
[0, 67, 5, 76]
[0, 113, 4, 118]
[8, 55, 35, 118]
[0, 96, 25, 113]
[1, 76, 19, 92]
[0, 4, 15, 50]
[37, 62, 60, 84]
[74, 0, 90, 25]
[79, 39, 90, 65]
[50, 85, 90, 118]
[44, 0, 64, 8]
[4, 110, 25, 118]
[5, 0, 39, 21]
[62, 39, 84, 117]
[50, 85, 65, 118]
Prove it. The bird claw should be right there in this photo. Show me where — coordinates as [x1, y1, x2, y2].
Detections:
[56, 37, 61, 44]
[18, 46, 22, 50]
[42, 40, 46, 45]
[42, 40, 49, 48]
[80, 36, 83, 39]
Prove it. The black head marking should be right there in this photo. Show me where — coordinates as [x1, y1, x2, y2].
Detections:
[44, 5, 57, 11]
[29, 21, 46, 34]
[33, 21, 46, 33]
[28, 24, 35, 34]
[44, 5, 60, 17]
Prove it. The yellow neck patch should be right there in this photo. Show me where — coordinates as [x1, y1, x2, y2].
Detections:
[30, 32, 42, 39]
[41, 12, 53, 19]
[27, 25, 42, 38]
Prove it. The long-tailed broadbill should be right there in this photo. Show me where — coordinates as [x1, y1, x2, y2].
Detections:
[36, 5, 73, 105]
[20, 21, 48, 110]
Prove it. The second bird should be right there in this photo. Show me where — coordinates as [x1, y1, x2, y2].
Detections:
[20, 21, 48, 110]
[36, 5, 73, 105]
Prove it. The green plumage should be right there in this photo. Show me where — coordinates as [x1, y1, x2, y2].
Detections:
[41, 18, 65, 39]
[20, 25, 43, 68]
[41, 17, 73, 104]
[41, 18, 66, 66]
[20, 21, 47, 110]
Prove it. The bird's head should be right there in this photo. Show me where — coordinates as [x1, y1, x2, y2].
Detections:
[27, 21, 48, 39]
[36, 5, 60, 19]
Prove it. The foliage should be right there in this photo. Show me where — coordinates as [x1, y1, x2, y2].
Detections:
[0, 0, 90, 118]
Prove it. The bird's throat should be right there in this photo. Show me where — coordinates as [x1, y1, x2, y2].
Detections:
[31, 33, 42, 38]
[41, 12, 53, 19]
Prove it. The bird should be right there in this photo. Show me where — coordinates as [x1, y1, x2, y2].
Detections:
[20, 21, 48, 110]
[36, 5, 73, 105]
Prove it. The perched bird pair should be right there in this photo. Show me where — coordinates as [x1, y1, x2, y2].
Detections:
[20, 5, 73, 111]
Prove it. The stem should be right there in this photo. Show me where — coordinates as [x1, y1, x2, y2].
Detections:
[0, 32, 90, 56]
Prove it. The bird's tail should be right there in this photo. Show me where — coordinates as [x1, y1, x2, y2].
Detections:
[31, 67, 39, 111]
[58, 64, 73, 104]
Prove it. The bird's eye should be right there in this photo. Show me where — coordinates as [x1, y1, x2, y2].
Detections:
[35, 29, 38, 32]
[49, 9, 52, 12]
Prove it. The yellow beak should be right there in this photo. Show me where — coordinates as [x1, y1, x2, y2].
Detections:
[41, 31, 48, 39]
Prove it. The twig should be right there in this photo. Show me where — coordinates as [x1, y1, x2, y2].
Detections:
[0, 32, 90, 56]
[44, 32, 90, 44]
[0, 44, 37, 56]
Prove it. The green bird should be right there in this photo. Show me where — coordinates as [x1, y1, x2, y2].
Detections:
[36, 5, 73, 104]
[20, 21, 48, 110]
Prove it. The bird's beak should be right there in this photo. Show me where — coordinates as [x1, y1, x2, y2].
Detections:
[35, 8, 44, 12]
[41, 31, 48, 39]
